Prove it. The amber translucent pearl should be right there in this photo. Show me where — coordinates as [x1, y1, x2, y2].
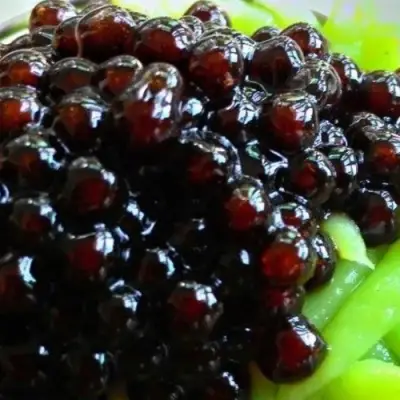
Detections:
[29, 0, 77, 32]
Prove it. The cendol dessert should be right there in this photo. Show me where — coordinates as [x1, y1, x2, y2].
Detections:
[1, 1, 400, 399]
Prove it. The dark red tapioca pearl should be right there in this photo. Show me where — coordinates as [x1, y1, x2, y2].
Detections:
[258, 285, 306, 318]
[0, 129, 66, 192]
[52, 87, 110, 154]
[52, 16, 80, 59]
[0, 253, 37, 314]
[167, 281, 223, 341]
[0, 49, 50, 90]
[188, 34, 244, 105]
[281, 22, 328, 57]
[47, 57, 97, 102]
[207, 90, 260, 147]
[287, 59, 342, 109]
[30, 25, 56, 46]
[360, 71, 400, 119]
[29, 0, 77, 32]
[361, 133, 400, 179]
[58, 156, 119, 221]
[251, 26, 280, 42]
[314, 120, 348, 149]
[58, 349, 111, 398]
[258, 90, 318, 155]
[6, 35, 35, 55]
[184, 0, 231, 27]
[254, 314, 327, 383]
[8, 194, 62, 252]
[211, 244, 258, 301]
[135, 17, 195, 67]
[181, 135, 241, 189]
[180, 15, 205, 40]
[284, 149, 337, 207]
[269, 202, 317, 238]
[112, 63, 183, 152]
[0, 86, 47, 144]
[346, 187, 399, 247]
[345, 111, 386, 142]
[259, 227, 316, 287]
[93, 55, 143, 99]
[328, 52, 362, 107]
[306, 232, 337, 290]
[248, 36, 305, 89]
[76, 5, 137, 63]
[223, 175, 271, 233]
[325, 146, 359, 206]
[179, 86, 208, 134]
[194, 371, 245, 399]
[79, 0, 110, 14]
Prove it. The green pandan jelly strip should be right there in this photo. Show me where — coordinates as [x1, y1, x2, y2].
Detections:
[276, 239, 400, 400]
[363, 340, 397, 364]
[303, 259, 372, 331]
[321, 214, 374, 269]
[322, 359, 400, 400]
[250, 362, 278, 400]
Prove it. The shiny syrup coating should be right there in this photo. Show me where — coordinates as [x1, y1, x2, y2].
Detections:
[53, 86, 110, 153]
[0, 49, 50, 89]
[249, 36, 305, 89]
[360, 71, 400, 119]
[288, 59, 343, 109]
[93, 55, 143, 98]
[0, 129, 65, 192]
[0, 86, 47, 144]
[188, 34, 244, 103]
[135, 17, 195, 66]
[76, 5, 137, 63]
[259, 90, 319, 155]
[281, 22, 328, 57]
[184, 0, 231, 27]
[52, 16, 80, 59]
[29, 0, 77, 31]
[47, 57, 97, 101]
[113, 62, 183, 150]
[0, 1, 396, 394]
[58, 156, 119, 219]
[251, 26, 280, 42]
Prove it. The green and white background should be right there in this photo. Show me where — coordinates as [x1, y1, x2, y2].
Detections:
[0, 0, 332, 20]
[2, 0, 400, 71]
